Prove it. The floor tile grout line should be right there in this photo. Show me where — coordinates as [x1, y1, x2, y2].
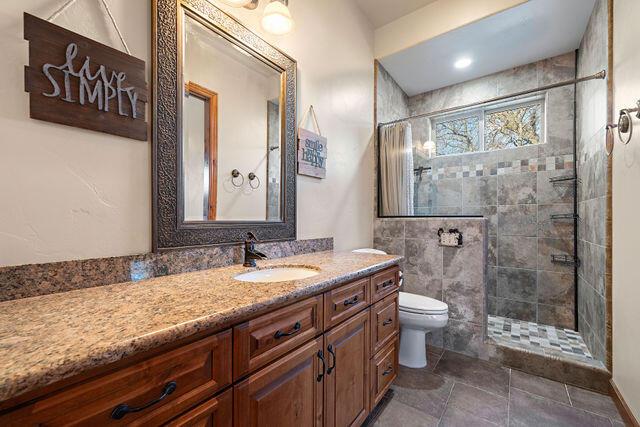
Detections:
[513, 387, 616, 420]
[565, 384, 573, 406]
[437, 381, 456, 426]
[450, 378, 511, 401]
[430, 348, 444, 370]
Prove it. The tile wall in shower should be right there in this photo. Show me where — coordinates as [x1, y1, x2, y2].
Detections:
[373, 217, 488, 358]
[407, 53, 577, 329]
[576, 0, 608, 363]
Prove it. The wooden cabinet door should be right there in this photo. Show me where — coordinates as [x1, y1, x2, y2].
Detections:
[324, 309, 370, 427]
[370, 336, 398, 410]
[234, 337, 324, 427]
[164, 388, 232, 427]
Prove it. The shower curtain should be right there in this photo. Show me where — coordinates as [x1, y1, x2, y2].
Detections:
[379, 121, 414, 216]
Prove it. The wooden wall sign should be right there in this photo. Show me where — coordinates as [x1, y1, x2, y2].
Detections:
[297, 128, 327, 178]
[23, 13, 148, 141]
[297, 106, 327, 179]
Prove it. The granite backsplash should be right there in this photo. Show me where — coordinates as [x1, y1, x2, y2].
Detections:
[0, 238, 333, 302]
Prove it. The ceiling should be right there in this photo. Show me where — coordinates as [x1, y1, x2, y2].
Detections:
[378, 0, 597, 96]
[354, 0, 440, 28]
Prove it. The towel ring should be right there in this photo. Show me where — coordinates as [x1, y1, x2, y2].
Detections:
[605, 100, 640, 156]
[248, 172, 261, 190]
[231, 169, 244, 187]
[618, 109, 635, 145]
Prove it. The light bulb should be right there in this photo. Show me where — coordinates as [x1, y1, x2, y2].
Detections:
[262, 0, 294, 35]
[218, 0, 252, 7]
[423, 140, 436, 158]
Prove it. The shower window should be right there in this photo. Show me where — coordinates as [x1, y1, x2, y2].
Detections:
[485, 100, 544, 150]
[430, 95, 546, 156]
[434, 113, 481, 155]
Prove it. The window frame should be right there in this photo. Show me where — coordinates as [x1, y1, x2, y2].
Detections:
[428, 93, 547, 157]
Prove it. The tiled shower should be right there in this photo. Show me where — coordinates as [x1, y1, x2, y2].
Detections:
[375, 0, 609, 367]
[408, 53, 578, 331]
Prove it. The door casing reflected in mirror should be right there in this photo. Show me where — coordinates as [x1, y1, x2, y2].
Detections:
[184, 81, 218, 221]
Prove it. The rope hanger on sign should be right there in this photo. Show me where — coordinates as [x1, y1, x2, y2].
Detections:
[298, 105, 322, 136]
[46, 0, 131, 54]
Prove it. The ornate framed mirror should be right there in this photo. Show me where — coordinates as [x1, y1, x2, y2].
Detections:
[153, 0, 297, 250]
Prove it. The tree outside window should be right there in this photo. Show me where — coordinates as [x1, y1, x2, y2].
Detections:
[430, 96, 545, 156]
[435, 115, 481, 155]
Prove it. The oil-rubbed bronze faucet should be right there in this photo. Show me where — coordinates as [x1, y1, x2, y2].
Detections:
[243, 232, 267, 267]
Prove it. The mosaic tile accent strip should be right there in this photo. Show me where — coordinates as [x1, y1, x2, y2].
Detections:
[416, 154, 574, 181]
[487, 315, 604, 369]
[0, 238, 334, 302]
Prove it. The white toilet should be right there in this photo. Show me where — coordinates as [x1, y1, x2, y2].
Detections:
[352, 249, 449, 368]
[398, 292, 449, 368]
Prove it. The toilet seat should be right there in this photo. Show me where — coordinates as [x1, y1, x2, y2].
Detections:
[399, 292, 448, 315]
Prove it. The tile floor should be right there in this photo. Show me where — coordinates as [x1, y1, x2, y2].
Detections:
[366, 350, 625, 427]
[487, 315, 605, 369]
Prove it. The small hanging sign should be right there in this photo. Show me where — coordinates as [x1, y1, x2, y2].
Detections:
[297, 105, 327, 179]
[23, 13, 148, 141]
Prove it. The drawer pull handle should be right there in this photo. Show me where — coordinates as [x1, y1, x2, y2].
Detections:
[327, 344, 336, 375]
[274, 321, 302, 339]
[381, 279, 395, 288]
[317, 350, 326, 382]
[382, 318, 393, 326]
[111, 381, 177, 420]
[343, 295, 359, 306]
[382, 367, 393, 376]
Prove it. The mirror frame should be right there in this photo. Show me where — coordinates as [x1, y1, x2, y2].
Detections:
[153, 0, 297, 251]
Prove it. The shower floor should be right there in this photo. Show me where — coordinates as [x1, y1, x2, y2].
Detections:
[487, 315, 605, 369]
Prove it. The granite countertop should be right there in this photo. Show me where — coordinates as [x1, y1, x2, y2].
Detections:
[0, 250, 401, 403]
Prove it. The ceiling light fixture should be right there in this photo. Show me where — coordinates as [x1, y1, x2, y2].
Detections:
[262, 0, 294, 35]
[454, 57, 472, 69]
[218, 0, 253, 7]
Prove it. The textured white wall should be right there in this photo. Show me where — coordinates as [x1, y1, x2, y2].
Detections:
[612, 0, 640, 418]
[0, 0, 375, 266]
[0, 1, 151, 267]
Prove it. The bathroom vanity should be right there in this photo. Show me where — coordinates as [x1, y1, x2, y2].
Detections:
[0, 252, 401, 426]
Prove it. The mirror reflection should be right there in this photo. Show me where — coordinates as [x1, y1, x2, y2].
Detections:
[182, 12, 282, 222]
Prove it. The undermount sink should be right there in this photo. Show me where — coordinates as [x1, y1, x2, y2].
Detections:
[234, 266, 320, 283]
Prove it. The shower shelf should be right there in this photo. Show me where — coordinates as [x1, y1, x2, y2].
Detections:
[549, 213, 579, 220]
[551, 254, 580, 266]
[548, 175, 578, 183]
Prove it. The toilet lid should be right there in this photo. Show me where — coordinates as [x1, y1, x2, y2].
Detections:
[352, 248, 388, 255]
[399, 292, 448, 315]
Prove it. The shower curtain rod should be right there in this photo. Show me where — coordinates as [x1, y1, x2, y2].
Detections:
[377, 70, 606, 128]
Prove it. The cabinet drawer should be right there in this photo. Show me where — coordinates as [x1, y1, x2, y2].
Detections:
[164, 387, 232, 427]
[371, 267, 400, 303]
[1, 330, 232, 426]
[371, 292, 399, 354]
[370, 336, 398, 410]
[234, 295, 323, 379]
[324, 277, 370, 329]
